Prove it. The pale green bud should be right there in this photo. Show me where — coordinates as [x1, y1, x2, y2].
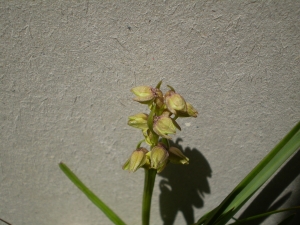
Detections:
[122, 147, 149, 172]
[168, 147, 189, 165]
[143, 129, 158, 146]
[153, 116, 181, 139]
[131, 85, 166, 110]
[165, 90, 187, 115]
[177, 102, 198, 118]
[150, 144, 169, 173]
[131, 86, 156, 102]
[128, 113, 149, 130]
[186, 102, 198, 117]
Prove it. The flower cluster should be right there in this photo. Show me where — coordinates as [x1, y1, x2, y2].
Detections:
[123, 81, 198, 173]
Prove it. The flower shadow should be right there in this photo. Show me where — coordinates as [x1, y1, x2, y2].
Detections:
[158, 138, 212, 225]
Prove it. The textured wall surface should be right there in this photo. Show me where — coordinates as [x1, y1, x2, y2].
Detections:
[1, 1, 300, 225]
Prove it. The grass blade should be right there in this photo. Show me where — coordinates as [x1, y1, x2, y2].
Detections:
[59, 162, 127, 225]
[228, 206, 300, 225]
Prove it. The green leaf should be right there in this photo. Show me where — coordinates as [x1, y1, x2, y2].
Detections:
[194, 208, 217, 225]
[228, 206, 300, 225]
[59, 162, 127, 225]
[197, 121, 300, 225]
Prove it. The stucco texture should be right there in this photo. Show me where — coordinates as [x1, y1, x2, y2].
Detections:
[1, 1, 300, 225]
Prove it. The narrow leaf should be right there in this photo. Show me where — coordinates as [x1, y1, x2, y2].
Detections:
[194, 208, 217, 225]
[59, 162, 127, 225]
[228, 206, 300, 225]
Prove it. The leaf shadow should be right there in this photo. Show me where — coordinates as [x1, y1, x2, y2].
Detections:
[238, 150, 300, 225]
[158, 138, 212, 225]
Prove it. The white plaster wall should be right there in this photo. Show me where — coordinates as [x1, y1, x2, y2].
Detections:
[1, 1, 299, 225]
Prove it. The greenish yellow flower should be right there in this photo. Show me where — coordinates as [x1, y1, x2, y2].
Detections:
[122, 148, 149, 172]
[150, 143, 169, 173]
[143, 129, 158, 146]
[131, 85, 162, 104]
[177, 102, 198, 118]
[168, 147, 189, 165]
[153, 115, 181, 139]
[186, 102, 198, 117]
[165, 90, 187, 115]
[131, 86, 156, 102]
[128, 113, 149, 130]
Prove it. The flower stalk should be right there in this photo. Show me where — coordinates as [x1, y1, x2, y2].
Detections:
[142, 169, 157, 225]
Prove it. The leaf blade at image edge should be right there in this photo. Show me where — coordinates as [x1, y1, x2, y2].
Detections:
[59, 162, 127, 225]
[199, 122, 300, 225]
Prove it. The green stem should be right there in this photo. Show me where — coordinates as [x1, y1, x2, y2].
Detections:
[161, 138, 170, 149]
[142, 169, 157, 225]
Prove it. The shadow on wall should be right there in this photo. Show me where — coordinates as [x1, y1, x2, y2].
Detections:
[239, 150, 300, 225]
[158, 138, 212, 225]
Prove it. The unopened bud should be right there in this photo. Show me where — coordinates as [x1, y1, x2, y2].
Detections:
[131, 86, 156, 103]
[165, 90, 187, 115]
[122, 147, 149, 172]
[143, 129, 158, 146]
[153, 116, 180, 139]
[128, 113, 149, 130]
[151, 144, 169, 173]
[168, 147, 189, 165]
[177, 102, 198, 118]
[186, 102, 198, 117]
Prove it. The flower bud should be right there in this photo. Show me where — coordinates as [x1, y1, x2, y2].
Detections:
[122, 147, 149, 172]
[177, 102, 198, 118]
[153, 116, 180, 139]
[128, 113, 149, 130]
[131, 86, 156, 102]
[151, 144, 169, 173]
[168, 147, 189, 165]
[165, 90, 187, 115]
[143, 129, 158, 146]
[186, 102, 198, 117]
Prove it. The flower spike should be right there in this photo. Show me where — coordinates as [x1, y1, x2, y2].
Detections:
[124, 81, 197, 172]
